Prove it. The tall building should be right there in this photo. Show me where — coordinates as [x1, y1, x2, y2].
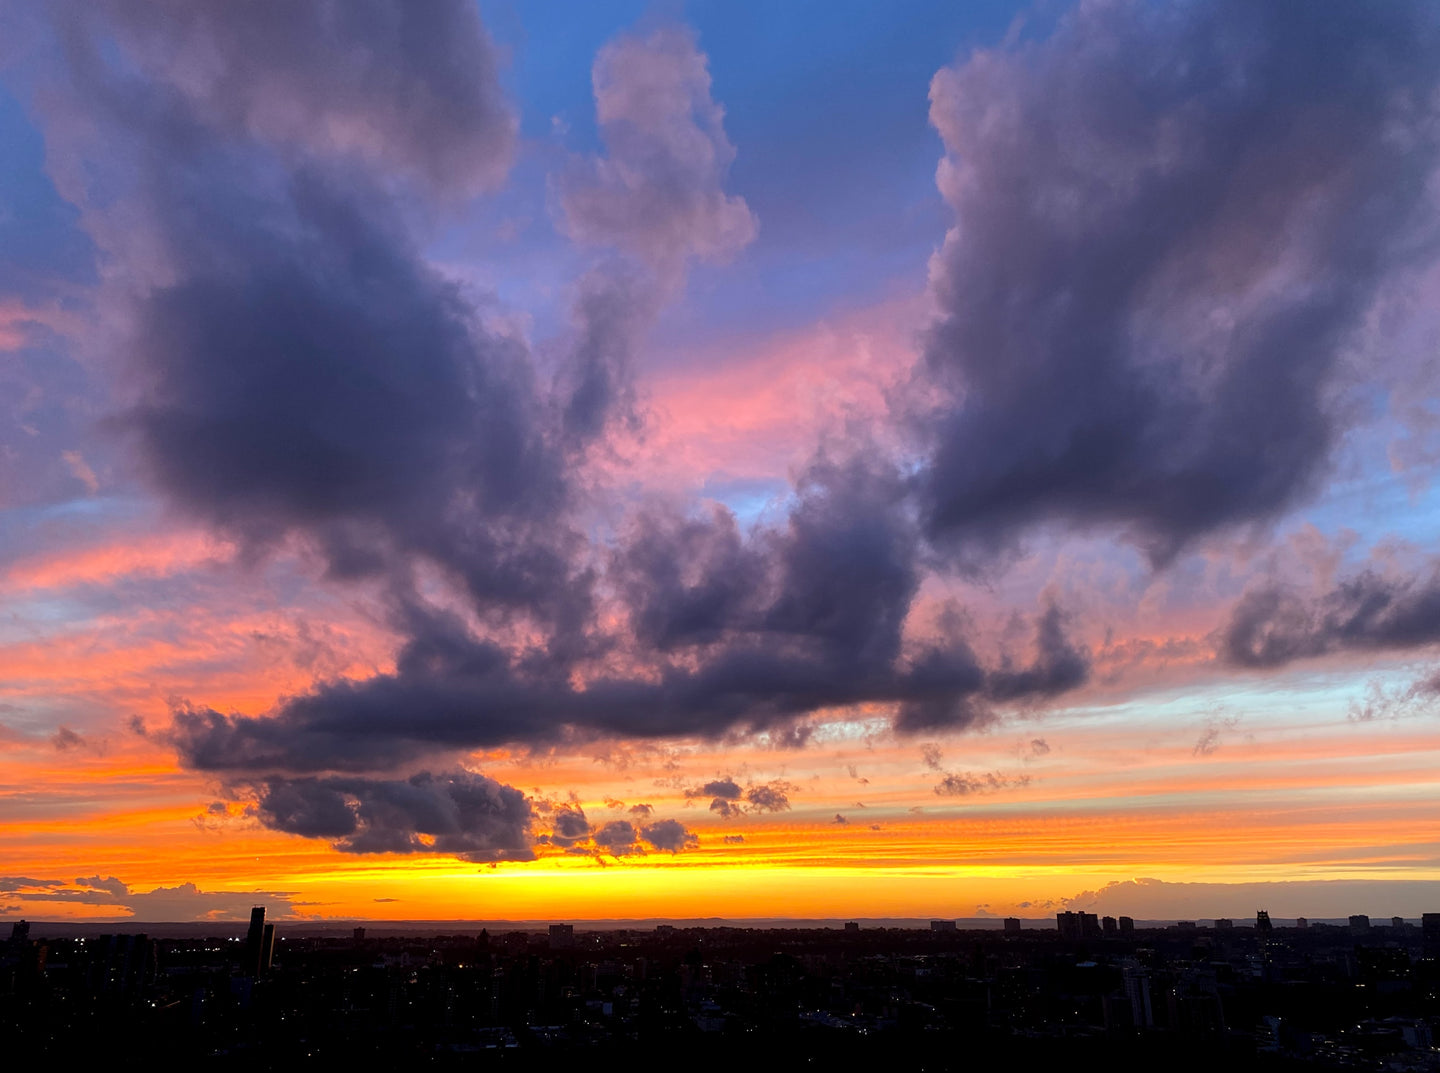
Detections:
[1296, 917, 1308, 929]
[1123, 965, 1154, 1028]
[1256, 910, 1272, 933]
[930, 919, 957, 933]
[1102, 916, 1118, 936]
[1391, 916, 1405, 929]
[1118, 916, 1135, 934]
[1057, 912, 1081, 940]
[261, 923, 275, 972]
[243, 906, 265, 977]
[844, 922, 860, 933]
[9, 919, 29, 944]
[1423, 913, 1440, 957]
[1214, 918, 1233, 930]
[1349, 914, 1371, 935]
[549, 923, 575, 949]
[95, 933, 155, 994]
[1003, 917, 1021, 934]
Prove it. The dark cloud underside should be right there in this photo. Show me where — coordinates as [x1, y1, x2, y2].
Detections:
[920, 0, 1440, 564]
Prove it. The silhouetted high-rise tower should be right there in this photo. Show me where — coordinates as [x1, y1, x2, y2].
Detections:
[244, 906, 265, 976]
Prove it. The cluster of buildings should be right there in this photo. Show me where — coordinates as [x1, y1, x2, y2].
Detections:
[4, 909, 1440, 1065]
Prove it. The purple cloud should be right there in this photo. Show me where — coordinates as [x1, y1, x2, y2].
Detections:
[557, 24, 757, 270]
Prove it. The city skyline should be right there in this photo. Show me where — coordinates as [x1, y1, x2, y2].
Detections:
[3, 0, 1440, 925]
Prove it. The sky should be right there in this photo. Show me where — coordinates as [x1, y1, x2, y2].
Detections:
[2, 0, 1440, 925]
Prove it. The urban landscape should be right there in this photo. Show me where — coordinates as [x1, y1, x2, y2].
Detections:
[5, 909, 1440, 1067]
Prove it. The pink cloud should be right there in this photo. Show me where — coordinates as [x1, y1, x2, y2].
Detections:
[558, 24, 757, 271]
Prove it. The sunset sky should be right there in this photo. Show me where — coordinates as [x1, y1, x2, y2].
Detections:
[4, 0, 1440, 924]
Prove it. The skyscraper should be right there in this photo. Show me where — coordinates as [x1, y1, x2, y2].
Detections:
[244, 906, 265, 976]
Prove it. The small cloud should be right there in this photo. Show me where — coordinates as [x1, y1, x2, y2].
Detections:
[832, 813, 848, 825]
[691, 778, 742, 800]
[641, 819, 698, 853]
[722, 835, 745, 844]
[593, 819, 641, 857]
[1193, 711, 1238, 757]
[550, 806, 592, 848]
[687, 778, 795, 816]
[50, 726, 86, 751]
[61, 450, 99, 494]
[628, 803, 654, 818]
[743, 780, 794, 813]
[934, 770, 1031, 797]
[1029, 738, 1050, 757]
[76, 875, 128, 897]
[920, 743, 943, 770]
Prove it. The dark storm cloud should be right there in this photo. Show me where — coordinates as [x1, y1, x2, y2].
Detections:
[82, 0, 516, 197]
[253, 772, 706, 861]
[257, 770, 535, 862]
[1221, 570, 1440, 669]
[893, 601, 1089, 732]
[555, 266, 650, 451]
[611, 504, 765, 652]
[169, 457, 1089, 773]
[37, 1, 1102, 791]
[920, 0, 1440, 563]
[38, 0, 591, 662]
